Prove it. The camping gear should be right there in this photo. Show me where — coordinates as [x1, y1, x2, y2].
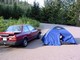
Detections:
[42, 26, 76, 46]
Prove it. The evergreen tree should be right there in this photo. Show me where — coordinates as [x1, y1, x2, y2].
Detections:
[30, 2, 41, 20]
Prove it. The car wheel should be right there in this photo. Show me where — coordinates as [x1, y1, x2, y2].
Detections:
[22, 38, 28, 47]
[36, 33, 41, 39]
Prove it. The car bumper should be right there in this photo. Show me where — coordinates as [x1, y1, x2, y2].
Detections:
[0, 39, 23, 46]
[0, 40, 16, 45]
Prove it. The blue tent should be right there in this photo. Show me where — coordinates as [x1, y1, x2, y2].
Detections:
[42, 26, 76, 46]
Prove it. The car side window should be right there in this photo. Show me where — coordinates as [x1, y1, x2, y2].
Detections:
[28, 25, 34, 31]
[23, 26, 29, 32]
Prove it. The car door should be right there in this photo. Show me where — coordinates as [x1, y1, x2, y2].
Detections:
[28, 25, 38, 39]
[23, 25, 32, 41]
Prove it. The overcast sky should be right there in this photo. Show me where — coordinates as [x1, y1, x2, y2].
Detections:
[20, 0, 44, 7]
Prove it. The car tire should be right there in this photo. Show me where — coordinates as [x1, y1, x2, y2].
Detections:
[22, 38, 28, 47]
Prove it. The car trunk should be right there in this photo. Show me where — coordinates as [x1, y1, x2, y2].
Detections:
[0, 32, 14, 37]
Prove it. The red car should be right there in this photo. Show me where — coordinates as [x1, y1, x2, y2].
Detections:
[0, 24, 41, 47]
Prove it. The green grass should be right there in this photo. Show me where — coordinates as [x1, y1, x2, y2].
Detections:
[0, 17, 40, 32]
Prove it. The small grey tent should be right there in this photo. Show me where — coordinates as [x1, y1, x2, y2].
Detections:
[42, 26, 76, 46]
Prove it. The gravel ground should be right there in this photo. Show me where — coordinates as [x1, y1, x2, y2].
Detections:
[0, 23, 80, 60]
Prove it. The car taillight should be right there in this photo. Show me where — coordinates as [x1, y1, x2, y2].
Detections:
[8, 36, 16, 41]
[0, 36, 2, 40]
[0, 36, 1, 38]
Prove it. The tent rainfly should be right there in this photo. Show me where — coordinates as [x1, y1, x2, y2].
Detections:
[42, 26, 76, 46]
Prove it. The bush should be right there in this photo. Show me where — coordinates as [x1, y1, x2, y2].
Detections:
[66, 19, 76, 26]
[0, 16, 8, 31]
[18, 17, 40, 27]
[0, 17, 40, 32]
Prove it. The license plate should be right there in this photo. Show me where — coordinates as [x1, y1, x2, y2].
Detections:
[3, 37, 7, 41]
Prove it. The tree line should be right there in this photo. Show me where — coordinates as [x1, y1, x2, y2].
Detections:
[0, 0, 80, 26]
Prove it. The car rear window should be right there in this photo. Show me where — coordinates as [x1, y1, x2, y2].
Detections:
[6, 25, 22, 32]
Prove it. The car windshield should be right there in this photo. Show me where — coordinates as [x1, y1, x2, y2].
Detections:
[6, 25, 22, 32]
